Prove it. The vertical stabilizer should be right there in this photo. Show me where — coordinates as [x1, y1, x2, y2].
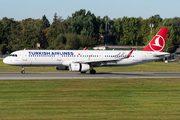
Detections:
[141, 28, 168, 52]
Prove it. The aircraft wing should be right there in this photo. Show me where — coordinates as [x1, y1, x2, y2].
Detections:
[83, 47, 87, 50]
[74, 48, 134, 64]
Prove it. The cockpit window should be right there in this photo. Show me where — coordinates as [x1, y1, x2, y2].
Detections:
[9, 54, 17, 57]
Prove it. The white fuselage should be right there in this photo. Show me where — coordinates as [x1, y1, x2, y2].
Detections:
[3, 50, 167, 67]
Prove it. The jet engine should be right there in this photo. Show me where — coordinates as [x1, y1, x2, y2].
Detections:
[69, 63, 90, 72]
[55, 66, 69, 70]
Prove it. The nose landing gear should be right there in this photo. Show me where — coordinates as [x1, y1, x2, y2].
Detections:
[21, 66, 25, 74]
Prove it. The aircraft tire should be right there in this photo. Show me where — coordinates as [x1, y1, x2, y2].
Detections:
[21, 70, 25, 74]
[90, 70, 96, 74]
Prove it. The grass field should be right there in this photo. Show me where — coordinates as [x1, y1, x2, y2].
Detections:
[1, 60, 180, 119]
[1, 59, 180, 72]
[1, 79, 180, 119]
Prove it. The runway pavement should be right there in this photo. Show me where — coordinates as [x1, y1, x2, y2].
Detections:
[0, 72, 180, 80]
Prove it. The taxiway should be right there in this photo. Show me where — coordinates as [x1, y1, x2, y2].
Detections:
[0, 72, 180, 80]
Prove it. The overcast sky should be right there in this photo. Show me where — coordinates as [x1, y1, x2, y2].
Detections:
[0, 0, 180, 23]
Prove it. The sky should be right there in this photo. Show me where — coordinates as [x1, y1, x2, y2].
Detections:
[0, 0, 180, 23]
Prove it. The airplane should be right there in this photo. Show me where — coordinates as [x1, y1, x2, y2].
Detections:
[3, 28, 170, 74]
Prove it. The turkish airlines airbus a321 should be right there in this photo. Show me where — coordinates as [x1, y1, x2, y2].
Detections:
[3, 28, 170, 74]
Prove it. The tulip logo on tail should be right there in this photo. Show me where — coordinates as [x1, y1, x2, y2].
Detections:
[141, 28, 168, 52]
[149, 35, 165, 52]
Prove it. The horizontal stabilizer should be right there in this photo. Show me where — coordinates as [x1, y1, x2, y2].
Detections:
[153, 52, 170, 57]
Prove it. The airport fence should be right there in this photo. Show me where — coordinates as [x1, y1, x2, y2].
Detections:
[0, 54, 8, 59]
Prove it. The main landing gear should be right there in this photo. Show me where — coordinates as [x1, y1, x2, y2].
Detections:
[81, 70, 96, 74]
[90, 69, 96, 74]
[21, 66, 25, 74]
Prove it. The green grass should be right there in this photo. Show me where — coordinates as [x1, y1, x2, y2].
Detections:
[1, 59, 180, 119]
[1, 59, 180, 72]
[1, 79, 180, 119]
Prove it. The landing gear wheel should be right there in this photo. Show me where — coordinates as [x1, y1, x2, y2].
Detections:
[90, 70, 96, 74]
[21, 66, 25, 74]
[21, 70, 25, 74]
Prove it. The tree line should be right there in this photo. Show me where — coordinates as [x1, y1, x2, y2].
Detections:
[0, 9, 180, 54]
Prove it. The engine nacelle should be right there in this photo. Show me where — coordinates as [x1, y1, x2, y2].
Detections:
[69, 63, 90, 72]
[55, 66, 69, 70]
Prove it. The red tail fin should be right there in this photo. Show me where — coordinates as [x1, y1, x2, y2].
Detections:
[141, 28, 168, 52]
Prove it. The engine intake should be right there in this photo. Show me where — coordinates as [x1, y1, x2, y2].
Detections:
[69, 63, 90, 72]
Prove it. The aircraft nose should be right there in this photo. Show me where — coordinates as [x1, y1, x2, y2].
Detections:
[3, 57, 8, 64]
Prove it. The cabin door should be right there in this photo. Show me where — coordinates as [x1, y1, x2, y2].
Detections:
[22, 51, 28, 61]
